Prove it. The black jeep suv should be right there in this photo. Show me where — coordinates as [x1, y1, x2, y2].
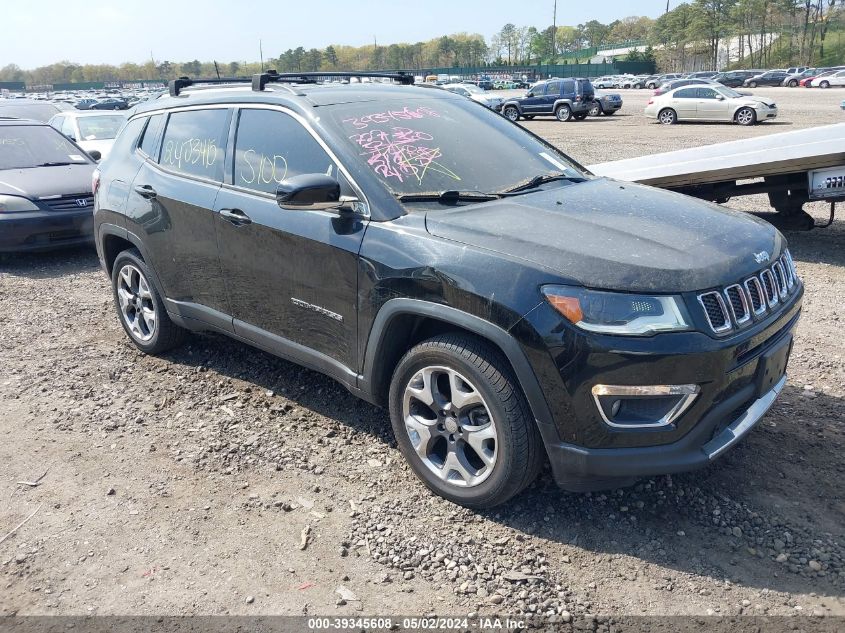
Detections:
[93, 72, 802, 508]
[502, 78, 595, 122]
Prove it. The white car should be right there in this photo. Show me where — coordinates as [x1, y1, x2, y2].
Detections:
[48, 111, 127, 160]
[593, 76, 621, 89]
[443, 83, 503, 111]
[645, 84, 777, 125]
[811, 69, 845, 88]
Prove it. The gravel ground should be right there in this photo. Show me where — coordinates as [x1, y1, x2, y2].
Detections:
[1, 86, 843, 622]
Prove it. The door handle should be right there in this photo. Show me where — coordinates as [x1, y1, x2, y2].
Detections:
[219, 208, 252, 226]
[133, 184, 157, 199]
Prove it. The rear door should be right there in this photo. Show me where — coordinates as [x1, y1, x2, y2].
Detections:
[213, 106, 366, 370]
[539, 80, 563, 113]
[670, 87, 698, 119]
[127, 107, 232, 320]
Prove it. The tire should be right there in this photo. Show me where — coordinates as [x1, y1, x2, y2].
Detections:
[573, 112, 588, 120]
[388, 333, 544, 508]
[647, 82, 657, 89]
[820, 81, 830, 89]
[604, 110, 616, 116]
[554, 104, 572, 121]
[523, 115, 535, 120]
[111, 248, 186, 354]
[503, 105, 520, 121]
[658, 108, 677, 124]
[588, 103, 601, 117]
[735, 106, 757, 126]
[788, 79, 798, 87]
[748, 81, 757, 88]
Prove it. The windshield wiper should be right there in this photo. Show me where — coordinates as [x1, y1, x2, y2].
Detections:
[501, 173, 586, 194]
[395, 190, 501, 204]
[35, 161, 75, 167]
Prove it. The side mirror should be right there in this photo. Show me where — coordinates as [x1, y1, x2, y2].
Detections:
[716, 95, 725, 100]
[88, 149, 102, 161]
[276, 173, 358, 213]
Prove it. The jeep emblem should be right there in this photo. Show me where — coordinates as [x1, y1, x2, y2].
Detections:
[753, 251, 770, 264]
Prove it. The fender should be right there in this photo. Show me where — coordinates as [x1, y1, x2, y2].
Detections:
[359, 298, 558, 441]
[501, 99, 523, 114]
[553, 98, 575, 110]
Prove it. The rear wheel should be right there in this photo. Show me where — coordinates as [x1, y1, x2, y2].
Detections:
[820, 80, 830, 89]
[735, 107, 757, 126]
[788, 79, 798, 87]
[658, 108, 677, 124]
[554, 104, 572, 121]
[747, 81, 757, 88]
[389, 334, 544, 508]
[503, 105, 520, 121]
[111, 249, 186, 354]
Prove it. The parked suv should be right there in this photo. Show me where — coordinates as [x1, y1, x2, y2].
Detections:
[502, 78, 595, 122]
[94, 73, 802, 508]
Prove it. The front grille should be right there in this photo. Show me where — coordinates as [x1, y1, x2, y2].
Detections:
[41, 194, 94, 212]
[697, 250, 799, 335]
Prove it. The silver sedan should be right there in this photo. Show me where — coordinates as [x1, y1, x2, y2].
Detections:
[644, 84, 778, 125]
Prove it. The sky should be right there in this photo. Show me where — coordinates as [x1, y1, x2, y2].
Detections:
[0, 0, 669, 69]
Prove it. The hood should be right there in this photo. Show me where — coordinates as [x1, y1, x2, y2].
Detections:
[0, 163, 96, 199]
[739, 95, 776, 107]
[425, 178, 782, 293]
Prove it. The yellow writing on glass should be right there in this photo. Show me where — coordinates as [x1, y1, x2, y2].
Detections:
[238, 149, 288, 186]
[162, 137, 219, 171]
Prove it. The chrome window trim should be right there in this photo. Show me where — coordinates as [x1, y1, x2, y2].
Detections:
[724, 284, 751, 326]
[743, 276, 767, 316]
[697, 291, 732, 333]
[591, 384, 700, 429]
[129, 102, 370, 217]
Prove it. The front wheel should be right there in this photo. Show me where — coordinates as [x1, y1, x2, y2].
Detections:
[588, 104, 601, 116]
[573, 112, 588, 120]
[523, 115, 535, 120]
[820, 81, 830, 89]
[735, 106, 757, 126]
[388, 334, 544, 508]
[747, 81, 757, 88]
[503, 105, 520, 121]
[658, 108, 677, 124]
[555, 104, 572, 121]
[788, 79, 798, 87]
[111, 248, 186, 354]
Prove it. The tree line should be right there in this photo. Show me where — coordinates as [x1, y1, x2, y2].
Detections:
[1, 1, 842, 86]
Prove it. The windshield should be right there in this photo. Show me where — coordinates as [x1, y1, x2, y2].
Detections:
[325, 97, 584, 196]
[0, 125, 91, 169]
[77, 115, 125, 140]
[716, 86, 743, 98]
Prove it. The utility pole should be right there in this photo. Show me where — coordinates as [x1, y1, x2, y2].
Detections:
[552, 0, 557, 61]
[665, 0, 670, 13]
[259, 39, 264, 71]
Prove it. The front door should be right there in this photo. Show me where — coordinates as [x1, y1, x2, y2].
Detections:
[214, 107, 366, 371]
[694, 87, 731, 121]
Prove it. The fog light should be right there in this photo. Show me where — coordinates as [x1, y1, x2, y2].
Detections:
[591, 384, 699, 429]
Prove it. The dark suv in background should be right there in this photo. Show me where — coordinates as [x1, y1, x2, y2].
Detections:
[93, 72, 802, 508]
[502, 78, 595, 122]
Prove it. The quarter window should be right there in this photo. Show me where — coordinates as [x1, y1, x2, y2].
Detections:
[159, 109, 229, 181]
[233, 109, 338, 195]
[139, 113, 165, 158]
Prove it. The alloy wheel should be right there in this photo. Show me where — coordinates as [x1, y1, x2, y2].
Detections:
[116, 264, 157, 342]
[658, 109, 676, 124]
[736, 107, 755, 125]
[401, 366, 498, 488]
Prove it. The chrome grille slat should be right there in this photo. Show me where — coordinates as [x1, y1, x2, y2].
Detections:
[697, 249, 798, 334]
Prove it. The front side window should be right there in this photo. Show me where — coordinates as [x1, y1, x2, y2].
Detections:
[234, 108, 338, 195]
[159, 109, 229, 181]
[697, 88, 718, 99]
[61, 117, 76, 139]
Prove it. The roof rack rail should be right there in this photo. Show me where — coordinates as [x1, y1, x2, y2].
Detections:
[252, 70, 415, 91]
[168, 76, 252, 97]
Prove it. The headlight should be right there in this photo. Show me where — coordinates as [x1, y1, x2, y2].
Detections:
[542, 285, 690, 336]
[0, 194, 39, 213]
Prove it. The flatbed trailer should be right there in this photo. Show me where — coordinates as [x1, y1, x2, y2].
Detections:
[588, 123, 845, 230]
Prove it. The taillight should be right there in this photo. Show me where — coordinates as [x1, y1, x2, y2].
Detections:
[92, 169, 101, 196]
[575, 95, 581, 102]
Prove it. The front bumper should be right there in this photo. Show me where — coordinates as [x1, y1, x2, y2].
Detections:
[514, 283, 802, 491]
[0, 208, 94, 252]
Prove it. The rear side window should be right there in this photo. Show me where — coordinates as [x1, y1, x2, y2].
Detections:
[138, 114, 165, 158]
[563, 80, 575, 93]
[233, 108, 337, 195]
[674, 88, 697, 99]
[545, 81, 561, 95]
[159, 109, 229, 181]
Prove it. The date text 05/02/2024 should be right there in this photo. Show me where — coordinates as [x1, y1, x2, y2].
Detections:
[306, 616, 526, 631]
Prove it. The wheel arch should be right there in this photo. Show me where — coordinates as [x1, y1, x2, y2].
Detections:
[360, 299, 555, 436]
[98, 224, 168, 301]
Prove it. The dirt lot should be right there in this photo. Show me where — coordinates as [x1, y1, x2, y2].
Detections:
[1, 86, 844, 622]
